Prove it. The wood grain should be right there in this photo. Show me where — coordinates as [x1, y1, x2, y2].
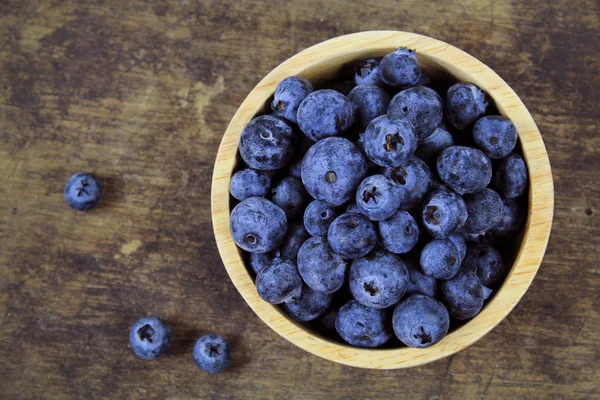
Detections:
[0, 0, 598, 398]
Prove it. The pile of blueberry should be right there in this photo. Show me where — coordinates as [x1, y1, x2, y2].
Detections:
[230, 47, 528, 349]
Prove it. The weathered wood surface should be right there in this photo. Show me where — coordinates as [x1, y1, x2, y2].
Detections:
[0, 0, 598, 399]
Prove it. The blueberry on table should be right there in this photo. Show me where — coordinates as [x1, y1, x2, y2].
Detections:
[193, 334, 231, 374]
[384, 155, 433, 210]
[439, 268, 485, 320]
[271, 76, 313, 124]
[388, 85, 443, 139]
[473, 116, 518, 159]
[256, 257, 303, 304]
[327, 213, 377, 259]
[363, 114, 418, 167]
[379, 47, 422, 88]
[281, 284, 333, 322]
[490, 198, 525, 236]
[239, 115, 295, 170]
[354, 57, 384, 87]
[297, 237, 348, 294]
[378, 210, 419, 254]
[230, 197, 287, 253]
[303, 200, 341, 237]
[463, 188, 504, 234]
[437, 146, 492, 194]
[129, 316, 171, 360]
[421, 189, 468, 239]
[415, 127, 455, 162]
[301, 137, 367, 206]
[355, 174, 402, 221]
[405, 265, 437, 297]
[420, 238, 461, 280]
[279, 221, 310, 261]
[462, 244, 505, 289]
[297, 89, 354, 141]
[349, 249, 409, 309]
[347, 85, 391, 129]
[445, 82, 488, 131]
[229, 168, 271, 201]
[393, 294, 450, 348]
[335, 300, 392, 348]
[268, 176, 309, 219]
[64, 172, 102, 211]
[493, 153, 528, 198]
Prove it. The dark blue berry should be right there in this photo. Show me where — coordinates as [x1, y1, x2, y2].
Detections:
[248, 251, 276, 274]
[239, 115, 295, 170]
[256, 257, 303, 304]
[354, 58, 384, 87]
[448, 232, 467, 264]
[421, 189, 468, 238]
[314, 307, 339, 336]
[473, 116, 518, 159]
[462, 244, 505, 288]
[230, 197, 287, 253]
[493, 153, 528, 198]
[363, 114, 418, 167]
[490, 198, 525, 236]
[355, 174, 402, 221]
[346, 202, 361, 214]
[301, 137, 367, 206]
[388, 85, 443, 138]
[445, 82, 488, 131]
[268, 176, 309, 219]
[281, 284, 333, 322]
[64, 172, 102, 211]
[297, 237, 348, 294]
[230, 168, 271, 201]
[297, 89, 354, 141]
[420, 238, 461, 280]
[303, 200, 341, 237]
[328, 213, 377, 259]
[378, 211, 419, 254]
[130, 316, 171, 360]
[405, 264, 437, 297]
[384, 156, 432, 210]
[347, 85, 391, 129]
[335, 300, 392, 348]
[439, 268, 484, 320]
[271, 76, 314, 124]
[415, 127, 455, 162]
[279, 221, 310, 261]
[437, 146, 492, 194]
[379, 47, 422, 88]
[287, 159, 303, 178]
[393, 294, 449, 348]
[349, 249, 409, 309]
[463, 188, 503, 234]
[193, 334, 231, 374]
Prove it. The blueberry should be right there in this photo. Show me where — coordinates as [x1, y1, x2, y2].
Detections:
[473, 116, 518, 159]
[297, 237, 348, 294]
[388, 86, 443, 138]
[439, 268, 485, 320]
[347, 85, 391, 129]
[328, 213, 377, 259]
[314, 307, 339, 336]
[239, 115, 296, 170]
[281, 284, 333, 322]
[378, 211, 419, 254]
[297, 89, 354, 141]
[287, 159, 303, 178]
[493, 153, 528, 198]
[271, 76, 314, 124]
[483, 285, 493, 300]
[301, 137, 367, 206]
[248, 251, 277, 274]
[256, 257, 303, 304]
[463, 188, 503, 233]
[420, 238, 461, 280]
[355, 174, 402, 221]
[405, 264, 437, 297]
[346, 202, 361, 214]
[393, 294, 449, 348]
[130, 316, 171, 360]
[363, 114, 418, 167]
[279, 221, 310, 260]
[384, 156, 433, 210]
[192, 334, 231, 374]
[64, 172, 102, 211]
[349, 249, 409, 309]
[490, 198, 525, 236]
[268, 176, 309, 219]
[335, 300, 392, 348]
[421, 189, 468, 238]
[230, 168, 271, 201]
[445, 82, 488, 131]
[379, 47, 422, 88]
[415, 127, 455, 162]
[303, 200, 341, 237]
[437, 146, 492, 194]
[230, 197, 287, 253]
[448, 232, 467, 264]
[354, 58, 384, 87]
[462, 244, 505, 288]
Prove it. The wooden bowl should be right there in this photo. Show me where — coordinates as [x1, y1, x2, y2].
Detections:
[211, 31, 554, 369]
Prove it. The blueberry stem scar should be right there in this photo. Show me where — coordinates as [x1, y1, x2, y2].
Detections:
[76, 180, 90, 197]
[138, 324, 155, 343]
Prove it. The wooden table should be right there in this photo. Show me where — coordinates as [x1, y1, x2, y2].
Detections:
[1, 1, 598, 398]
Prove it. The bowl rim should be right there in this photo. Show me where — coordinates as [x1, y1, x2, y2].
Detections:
[211, 31, 554, 369]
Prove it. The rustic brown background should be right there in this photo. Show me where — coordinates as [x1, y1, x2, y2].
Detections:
[0, 0, 598, 399]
